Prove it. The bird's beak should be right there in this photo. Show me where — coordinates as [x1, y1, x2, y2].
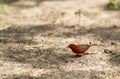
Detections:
[67, 45, 70, 48]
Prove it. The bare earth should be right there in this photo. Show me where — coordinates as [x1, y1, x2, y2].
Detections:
[0, 0, 120, 79]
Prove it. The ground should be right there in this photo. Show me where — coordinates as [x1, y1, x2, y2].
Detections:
[0, 0, 120, 79]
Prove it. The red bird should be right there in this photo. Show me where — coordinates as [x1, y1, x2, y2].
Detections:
[68, 44, 94, 55]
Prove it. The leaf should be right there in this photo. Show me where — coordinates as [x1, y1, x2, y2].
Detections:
[51, 19, 57, 24]
[75, 9, 87, 17]
[108, 0, 119, 10]
[0, 0, 14, 15]
[0, 0, 5, 13]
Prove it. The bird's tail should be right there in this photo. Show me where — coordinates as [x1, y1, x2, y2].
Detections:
[89, 43, 106, 46]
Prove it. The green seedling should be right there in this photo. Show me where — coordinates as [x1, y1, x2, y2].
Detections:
[74, 9, 87, 26]
[0, 0, 6, 13]
[75, 9, 87, 16]
[108, 0, 119, 10]
[51, 19, 57, 24]
[0, 0, 14, 15]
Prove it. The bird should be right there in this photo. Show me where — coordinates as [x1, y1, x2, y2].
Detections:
[68, 43, 96, 55]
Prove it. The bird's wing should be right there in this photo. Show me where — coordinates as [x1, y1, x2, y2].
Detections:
[77, 45, 90, 53]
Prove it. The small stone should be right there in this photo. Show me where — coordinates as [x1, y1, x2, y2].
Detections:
[57, 66, 60, 69]
[104, 49, 112, 54]
[112, 25, 117, 28]
[15, 77, 19, 79]
[61, 12, 65, 15]
[42, 45, 44, 47]
[70, 59, 74, 62]
[48, 32, 53, 36]
[111, 42, 117, 45]
[65, 60, 68, 63]
[0, 63, 3, 66]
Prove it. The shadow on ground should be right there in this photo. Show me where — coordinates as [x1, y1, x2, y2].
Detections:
[0, 24, 55, 44]
[1, 46, 74, 68]
[3, 0, 19, 3]
[63, 25, 120, 41]
[4, 70, 108, 79]
[109, 53, 120, 66]
[4, 0, 66, 8]
[104, 49, 120, 66]
[4, 75, 44, 79]
[4, 0, 64, 3]
[0, 24, 119, 67]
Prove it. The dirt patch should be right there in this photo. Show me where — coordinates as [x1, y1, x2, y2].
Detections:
[0, 0, 120, 79]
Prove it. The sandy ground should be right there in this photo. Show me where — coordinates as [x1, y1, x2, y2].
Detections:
[0, 0, 120, 79]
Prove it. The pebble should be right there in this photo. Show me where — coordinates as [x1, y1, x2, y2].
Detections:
[104, 49, 112, 54]
[110, 42, 117, 45]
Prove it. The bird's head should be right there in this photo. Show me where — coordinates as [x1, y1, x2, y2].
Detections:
[68, 44, 77, 49]
[68, 44, 80, 54]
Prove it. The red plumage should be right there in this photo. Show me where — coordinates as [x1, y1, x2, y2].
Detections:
[68, 44, 92, 55]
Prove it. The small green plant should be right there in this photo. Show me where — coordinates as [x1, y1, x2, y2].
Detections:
[75, 9, 87, 16]
[0, 0, 6, 13]
[0, 0, 14, 14]
[74, 9, 87, 26]
[108, 0, 119, 10]
[51, 19, 57, 24]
